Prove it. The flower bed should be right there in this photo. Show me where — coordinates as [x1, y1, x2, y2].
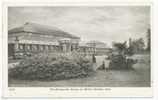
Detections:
[9, 53, 94, 80]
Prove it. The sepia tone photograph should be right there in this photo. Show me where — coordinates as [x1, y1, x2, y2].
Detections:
[8, 6, 151, 87]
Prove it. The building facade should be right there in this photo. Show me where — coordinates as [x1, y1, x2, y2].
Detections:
[8, 22, 110, 58]
[8, 22, 80, 58]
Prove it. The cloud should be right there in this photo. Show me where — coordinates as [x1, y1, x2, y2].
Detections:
[8, 6, 150, 46]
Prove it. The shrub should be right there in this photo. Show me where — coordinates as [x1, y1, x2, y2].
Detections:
[9, 53, 94, 80]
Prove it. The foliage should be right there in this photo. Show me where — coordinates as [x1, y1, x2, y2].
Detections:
[113, 42, 127, 52]
[109, 54, 137, 70]
[9, 53, 94, 80]
[112, 42, 128, 55]
[110, 41, 138, 69]
[146, 28, 150, 51]
[129, 38, 145, 53]
[125, 46, 134, 56]
[112, 37, 145, 56]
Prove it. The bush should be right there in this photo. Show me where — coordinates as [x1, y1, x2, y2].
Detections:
[108, 54, 136, 70]
[9, 53, 94, 80]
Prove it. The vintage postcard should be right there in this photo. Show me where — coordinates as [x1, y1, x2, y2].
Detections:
[2, 1, 153, 98]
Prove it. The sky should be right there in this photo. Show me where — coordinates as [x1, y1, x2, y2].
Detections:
[8, 6, 150, 46]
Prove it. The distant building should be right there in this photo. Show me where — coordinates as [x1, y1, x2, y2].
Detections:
[86, 40, 110, 55]
[78, 41, 94, 56]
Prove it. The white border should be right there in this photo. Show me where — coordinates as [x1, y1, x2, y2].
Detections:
[2, 1, 153, 98]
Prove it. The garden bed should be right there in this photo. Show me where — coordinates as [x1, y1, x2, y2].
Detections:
[9, 53, 95, 81]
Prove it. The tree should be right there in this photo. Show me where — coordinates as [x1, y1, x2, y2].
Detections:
[136, 38, 145, 51]
[112, 41, 127, 55]
[110, 41, 136, 70]
[129, 38, 145, 53]
[126, 45, 134, 56]
[146, 28, 151, 51]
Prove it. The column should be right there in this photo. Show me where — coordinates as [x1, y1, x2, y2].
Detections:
[14, 37, 19, 52]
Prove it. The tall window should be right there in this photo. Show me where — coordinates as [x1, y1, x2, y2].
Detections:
[19, 44, 24, 50]
[32, 44, 37, 51]
[27, 44, 31, 50]
[39, 45, 43, 51]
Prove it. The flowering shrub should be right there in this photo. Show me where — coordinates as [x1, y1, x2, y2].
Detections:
[9, 53, 94, 80]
